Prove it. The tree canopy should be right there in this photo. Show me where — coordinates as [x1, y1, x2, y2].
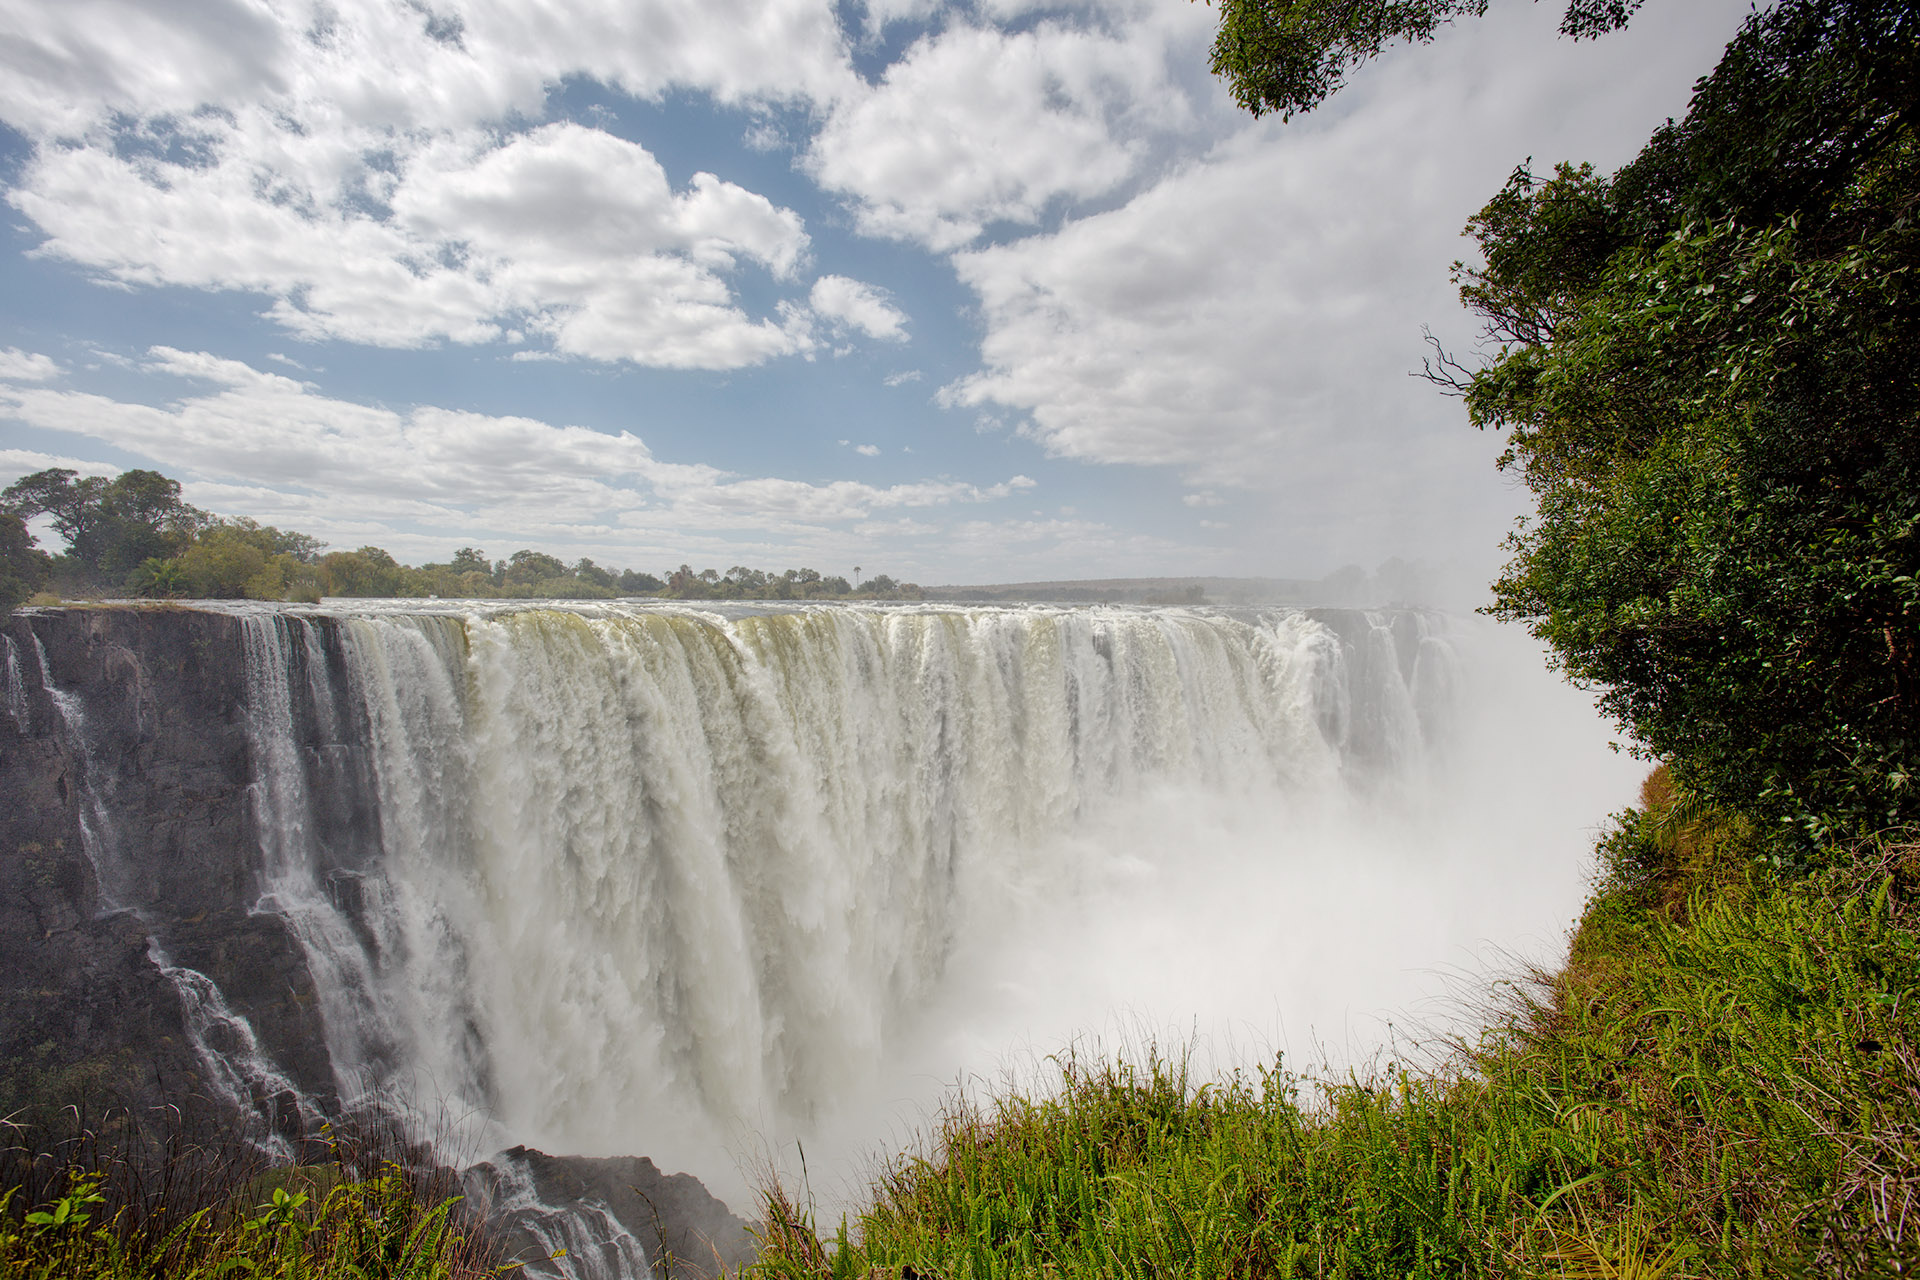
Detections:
[0, 466, 921, 606]
[1, 468, 207, 583]
[1211, 0, 1920, 844]
[0, 514, 50, 617]
[1208, 0, 1645, 119]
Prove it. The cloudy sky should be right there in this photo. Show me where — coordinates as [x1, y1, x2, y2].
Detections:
[0, 0, 1750, 586]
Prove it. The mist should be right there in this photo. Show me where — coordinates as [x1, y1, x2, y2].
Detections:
[779, 616, 1643, 1214]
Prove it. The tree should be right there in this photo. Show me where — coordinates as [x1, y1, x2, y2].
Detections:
[617, 569, 665, 593]
[502, 550, 567, 588]
[157, 522, 324, 600]
[665, 564, 708, 597]
[173, 526, 270, 598]
[450, 547, 491, 575]
[322, 547, 404, 597]
[1207, 0, 1644, 119]
[574, 558, 615, 589]
[0, 468, 207, 584]
[1, 469, 101, 547]
[0, 514, 51, 615]
[1211, 0, 1920, 842]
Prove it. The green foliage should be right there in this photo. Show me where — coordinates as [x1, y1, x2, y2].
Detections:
[573, 558, 615, 590]
[1209, 0, 1484, 120]
[0, 464, 915, 605]
[501, 550, 568, 588]
[1208, 0, 1920, 842]
[0, 469, 207, 588]
[0, 1168, 488, 1279]
[618, 568, 666, 593]
[448, 547, 491, 576]
[1206, 0, 1641, 119]
[0, 1115, 514, 1280]
[320, 547, 405, 598]
[656, 564, 922, 601]
[0, 512, 52, 616]
[22, 1176, 106, 1233]
[1454, 0, 1920, 844]
[749, 815, 1920, 1280]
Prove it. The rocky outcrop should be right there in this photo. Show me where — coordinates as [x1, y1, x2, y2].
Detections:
[1, 606, 403, 1120]
[0, 605, 297, 1122]
[469, 1148, 757, 1280]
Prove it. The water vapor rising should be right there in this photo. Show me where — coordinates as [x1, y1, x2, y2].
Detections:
[799, 617, 1642, 1209]
[183, 602, 1635, 1216]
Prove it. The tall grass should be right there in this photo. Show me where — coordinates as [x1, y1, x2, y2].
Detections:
[0, 1105, 517, 1278]
[748, 779, 1920, 1278]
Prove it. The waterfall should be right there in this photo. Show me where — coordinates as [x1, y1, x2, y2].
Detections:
[212, 604, 1451, 1164]
[25, 632, 131, 910]
[4, 633, 29, 731]
[237, 614, 406, 1098]
[17, 599, 1520, 1275]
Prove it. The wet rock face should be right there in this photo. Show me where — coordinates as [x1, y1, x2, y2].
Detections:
[0, 606, 333, 1118]
[23, 606, 255, 911]
[1, 605, 764, 1279]
[469, 1147, 758, 1280]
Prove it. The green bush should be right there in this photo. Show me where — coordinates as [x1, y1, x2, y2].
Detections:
[0, 1113, 516, 1279]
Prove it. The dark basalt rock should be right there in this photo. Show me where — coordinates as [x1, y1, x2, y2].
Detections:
[0, 607, 377, 1118]
[0, 606, 269, 1122]
[468, 1146, 757, 1280]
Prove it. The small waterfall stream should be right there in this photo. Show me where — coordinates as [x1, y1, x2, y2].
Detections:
[17, 627, 312, 1157]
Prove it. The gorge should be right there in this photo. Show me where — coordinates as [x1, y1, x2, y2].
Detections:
[0, 600, 1634, 1277]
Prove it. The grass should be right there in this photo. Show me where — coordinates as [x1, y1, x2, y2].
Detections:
[0, 1107, 520, 1279]
[746, 771, 1920, 1279]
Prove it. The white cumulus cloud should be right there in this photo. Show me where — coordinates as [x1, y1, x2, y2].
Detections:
[0, 349, 1041, 552]
[0, 0, 858, 137]
[0, 0, 865, 368]
[0, 348, 60, 382]
[809, 275, 909, 342]
[807, 13, 1210, 250]
[12, 119, 815, 368]
[938, 0, 1755, 563]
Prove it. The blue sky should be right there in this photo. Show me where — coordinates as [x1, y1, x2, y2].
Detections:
[0, 0, 1750, 587]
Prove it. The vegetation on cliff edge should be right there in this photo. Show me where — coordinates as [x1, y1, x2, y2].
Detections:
[0, 467, 922, 610]
[0, 1111, 516, 1279]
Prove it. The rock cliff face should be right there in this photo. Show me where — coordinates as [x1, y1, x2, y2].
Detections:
[0, 605, 752, 1278]
[0, 605, 331, 1124]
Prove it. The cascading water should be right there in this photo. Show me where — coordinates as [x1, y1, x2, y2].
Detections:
[216, 604, 1459, 1158]
[3, 633, 29, 730]
[15, 598, 1639, 1275]
[237, 615, 403, 1098]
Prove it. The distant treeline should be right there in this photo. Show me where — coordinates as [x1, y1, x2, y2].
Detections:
[0, 467, 921, 608]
